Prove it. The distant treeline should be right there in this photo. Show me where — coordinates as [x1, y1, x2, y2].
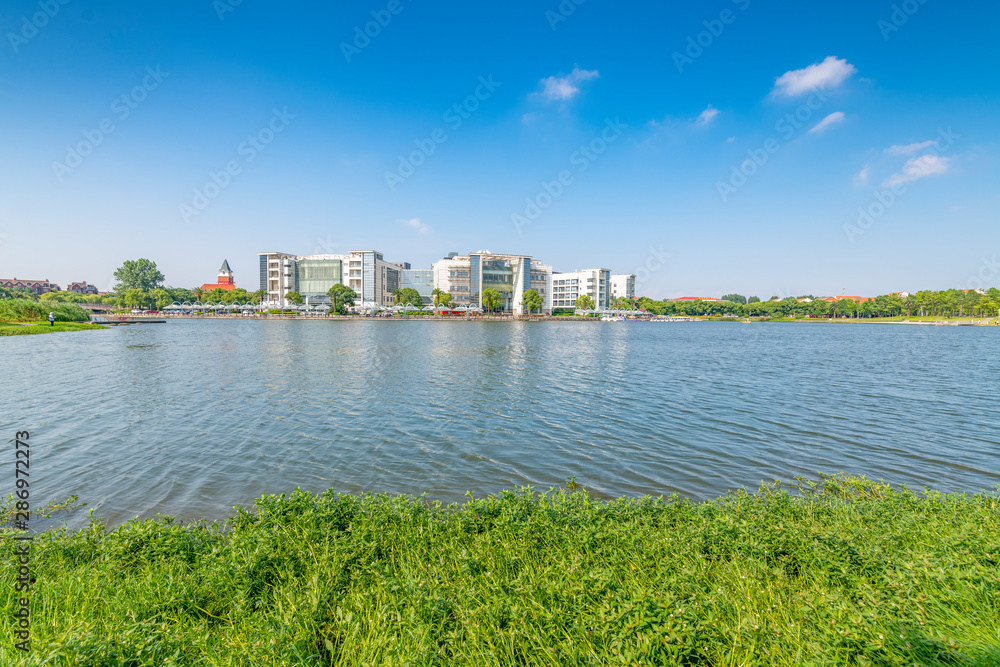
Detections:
[639, 288, 1000, 318]
[1, 287, 263, 309]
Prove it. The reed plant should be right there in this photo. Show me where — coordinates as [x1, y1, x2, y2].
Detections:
[0, 300, 90, 323]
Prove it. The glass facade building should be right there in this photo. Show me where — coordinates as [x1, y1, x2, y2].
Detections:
[400, 269, 434, 305]
[297, 259, 343, 297]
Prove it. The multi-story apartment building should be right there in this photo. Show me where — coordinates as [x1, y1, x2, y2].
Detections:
[258, 250, 407, 306]
[66, 281, 100, 295]
[432, 251, 538, 314]
[551, 268, 611, 310]
[610, 274, 636, 301]
[0, 278, 61, 294]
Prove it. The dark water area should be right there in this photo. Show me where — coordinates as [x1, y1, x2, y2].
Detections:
[2, 319, 998, 529]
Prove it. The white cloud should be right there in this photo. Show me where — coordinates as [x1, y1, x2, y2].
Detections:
[884, 140, 936, 156]
[538, 67, 600, 102]
[726, 136, 735, 143]
[853, 165, 870, 186]
[773, 56, 857, 96]
[809, 111, 846, 134]
[521, 112, 538, 126]
[883, 154, 953, 189]
[696, 105, 720, 126]
[399, 217, 429, 234]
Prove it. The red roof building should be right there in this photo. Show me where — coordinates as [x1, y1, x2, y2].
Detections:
[0, 278, 60, 294]
[67, 281, 99, 295]
[673, 296, 722, 302]
[201, 260, 237, 292]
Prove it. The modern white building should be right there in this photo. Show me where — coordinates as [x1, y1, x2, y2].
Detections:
[258, 250, 408, 307]
[432, 253, 473, 307]
[551, 268, 611, 311]
[431, 250, 541, 314]
[610, 274, 636, 302]
[529, 260, 553, 314]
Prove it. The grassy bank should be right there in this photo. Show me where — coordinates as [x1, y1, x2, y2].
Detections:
[1, 475, 998, 665]
[0, 300, 91, 323]
[0, 322, 107, 336]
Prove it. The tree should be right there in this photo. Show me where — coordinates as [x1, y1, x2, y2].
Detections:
[521, 288, 543, 314]
[481, 288, 501, 314]
[438, 292, 453, 308]
[168, 287, 196, 303]
[286, 291, 303, 305]
[575, 295, 595, 314]
[613, 296, 632, 310]
[431, 288, 445, 312]
[327, 284, 357, 314]
[192, 287, 205, 303]
[123, 288, 151, 310]
[747, 296, 761, 304]
[151, 288, 173, 310]
[114, 259, 164, 293]
[721, 293, 747, 305]
[395, 288, 423, 308]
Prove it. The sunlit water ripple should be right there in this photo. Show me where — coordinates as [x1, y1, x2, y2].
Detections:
[2, 319, 998, 529]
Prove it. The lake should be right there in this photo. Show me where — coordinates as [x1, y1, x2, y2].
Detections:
[2, 319, 998, 529]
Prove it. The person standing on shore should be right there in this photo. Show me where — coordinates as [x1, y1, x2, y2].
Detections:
[48, 312, 55, 327]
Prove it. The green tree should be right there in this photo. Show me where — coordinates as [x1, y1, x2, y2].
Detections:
[395, 288, 423, 308]
[438, 292, 453, 308]
[576, 295, 595, 314]
[327, 284, 358, 314]
[521, 288, 543, 314]
[168, 287, 196, 303]
[114, 259, 164, 293]
[721, 293, 747, 305]
[285, 291, 304, 305]
[747, 296, 761, 304]
[151, 288, 173, 310]
[192, 288, 205, 303]
[123, 288, 151, 310]
[481, 288, 501, 314]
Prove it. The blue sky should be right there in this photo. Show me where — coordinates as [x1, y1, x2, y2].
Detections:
[1, 0, 997, 299]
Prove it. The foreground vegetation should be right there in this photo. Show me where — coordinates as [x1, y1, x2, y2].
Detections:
[0, 300, 90, 323]
[0, 322, 107, 336]
[1, 475, 997, 665]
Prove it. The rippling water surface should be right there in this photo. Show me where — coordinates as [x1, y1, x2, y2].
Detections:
[2, 319, 998, 528]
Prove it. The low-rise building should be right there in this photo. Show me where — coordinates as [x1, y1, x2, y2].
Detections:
[0, 278, 60, 294]
[66, 281, 99, 295]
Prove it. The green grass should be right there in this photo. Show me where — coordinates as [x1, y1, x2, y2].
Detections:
[0, 299, 91, 323]
[0, 322, 107, 336]
[1, 474, 998, 666]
